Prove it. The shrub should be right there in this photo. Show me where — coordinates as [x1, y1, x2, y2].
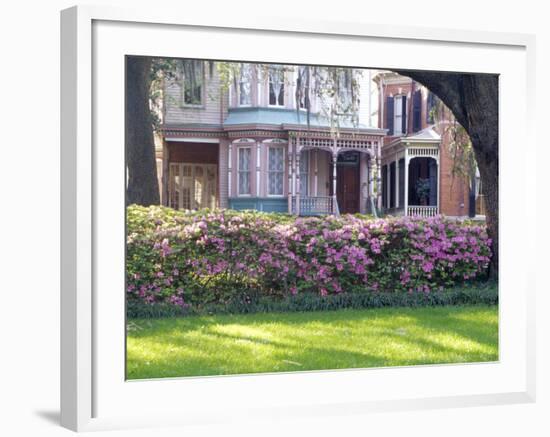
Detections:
[126, 205, 492, 308]
[126, 283, 498, 318]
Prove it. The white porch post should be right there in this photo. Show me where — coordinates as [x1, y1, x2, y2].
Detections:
[368, 156, 375, 214]
[436, 155, 440, 214]
[296, 147, 301, 216]
[287, 140, 293, 213]
[228, 142, 232, 198]
[256, 141, 261, 197]
[313, 149, 318, 196]
[386, 161, 391, 209]
[332, 141, 338, 214]
[359, 153, 368, 214]
[395, 157, 400, 209]
[375, 141, 382, 211]
[404, 149, 409, 216]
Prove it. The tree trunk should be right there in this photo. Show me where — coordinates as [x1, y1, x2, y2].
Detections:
[126, 56, 160, 206]
[394, 70, 499, 278]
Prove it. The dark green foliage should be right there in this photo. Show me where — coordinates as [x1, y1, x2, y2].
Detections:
[127, 282, 497, 319]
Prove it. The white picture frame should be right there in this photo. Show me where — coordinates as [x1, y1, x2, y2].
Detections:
[60, 5, 536, 432]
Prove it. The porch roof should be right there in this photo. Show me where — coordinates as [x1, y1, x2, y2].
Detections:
[387, 127, 441, 147]
[223, 107, 382, 134]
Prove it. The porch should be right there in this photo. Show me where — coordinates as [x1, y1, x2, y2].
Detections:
[286, 130, 384, 216]
[381, 128, 441, 218]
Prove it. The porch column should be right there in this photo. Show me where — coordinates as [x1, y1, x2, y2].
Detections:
[162, 140, 169, 206]
[296, 147, 301, 216]
[228, 142, 232, 198]
[368, 156, 375, 215]
[436, 156, 440, 214]
[332, 151, 338, 214]
[218, 139, 229, 208]
[313, 149, 318, 196]
[256, 141, 261, 197]
[386, 160, 391, 209]
[395, 157, 400, 209]
[287, 140, 293, 213]
[376, 156, 382, 211]
[404, 149, 409, 216]
[359, 153, 368, 214]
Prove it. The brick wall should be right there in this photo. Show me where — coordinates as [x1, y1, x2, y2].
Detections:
[437, 128, 471, 217]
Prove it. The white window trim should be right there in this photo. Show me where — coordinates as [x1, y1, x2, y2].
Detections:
[180, 60, 206, 108]
[268, 68, 285, 108]
[237, 146, 252, 196]
[267, 145, 286, 197]
[393, 94, 405, 136]
[238, 64, 253, 107]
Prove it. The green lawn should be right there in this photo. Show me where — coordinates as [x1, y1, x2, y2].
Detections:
[126, 305, 498, 379]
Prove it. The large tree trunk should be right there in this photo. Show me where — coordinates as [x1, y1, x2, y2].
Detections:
[126, 56, 160, 206]
[394, 70, 499, 278]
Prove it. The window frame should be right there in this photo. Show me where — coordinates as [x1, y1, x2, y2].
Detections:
[180, 59, 205, 108]
[238, 63, 253, 107]
[393, 94, 405, 136]
[337, 69, 353, 110]
[267, 145, 285, 197]
[237, 146, 252, 196]
[268, 67, 285, 107]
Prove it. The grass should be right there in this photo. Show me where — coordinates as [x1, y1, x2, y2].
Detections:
[126, 305, 498, 379]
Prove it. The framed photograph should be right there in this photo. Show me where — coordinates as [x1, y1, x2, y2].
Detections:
[61, 5, 536, 432]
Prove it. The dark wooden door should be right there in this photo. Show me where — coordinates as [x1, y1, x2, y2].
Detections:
[336, 165, 359, 214]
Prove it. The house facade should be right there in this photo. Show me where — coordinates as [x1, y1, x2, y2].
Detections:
[375, 71, 486, 218]
[154, 61, 485, 218]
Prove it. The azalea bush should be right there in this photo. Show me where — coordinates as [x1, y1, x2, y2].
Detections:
[126, 205, 491, 308]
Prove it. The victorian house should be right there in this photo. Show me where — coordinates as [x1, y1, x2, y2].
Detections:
[375, 71, 485, 218]
[154, 60, 485, 218]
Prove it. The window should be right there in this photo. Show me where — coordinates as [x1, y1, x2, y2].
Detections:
[426, 91, 436, 124]
[299, 150, 309, 196]
[394, 95, 406, 136]
[338, 69, 353, 110]
[238, 148, 251, 195]
[412, 90, 422, 132]
[297, 66, 308, 109]
[181, 60, 204, 106]
[168, 163, 217, 210]
[475, 166, 486, 216]
[239, 64, 252, 106]
[269, 67, 285, 106]
[268, 147, 284, 195]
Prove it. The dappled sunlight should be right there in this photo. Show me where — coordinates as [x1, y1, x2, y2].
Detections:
[127, 306, 498, 379]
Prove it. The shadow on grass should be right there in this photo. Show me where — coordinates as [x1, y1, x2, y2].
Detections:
[127, 306, 498, 379]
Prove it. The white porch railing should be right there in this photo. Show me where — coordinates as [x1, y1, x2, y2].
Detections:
[407, 205, 438, 217]
[292, 196, 336, 215]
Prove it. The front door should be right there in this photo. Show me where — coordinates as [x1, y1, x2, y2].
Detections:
[335, 153, 360, 214]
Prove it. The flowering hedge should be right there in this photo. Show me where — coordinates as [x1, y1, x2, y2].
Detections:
[127, 205, 491, 308]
